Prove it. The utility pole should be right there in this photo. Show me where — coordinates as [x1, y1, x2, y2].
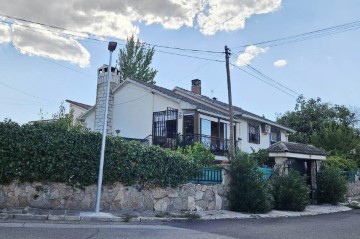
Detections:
[225, 45, 235, 160]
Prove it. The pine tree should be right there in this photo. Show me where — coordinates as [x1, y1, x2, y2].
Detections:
[118, 35, 157, 84]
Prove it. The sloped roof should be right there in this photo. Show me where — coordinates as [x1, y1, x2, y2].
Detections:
[119, 79, 229, 117]
[173, 86, 294, 132]
[267, 141, 326, 156]
[80, 78, 295, 132]
[65, 99, 92, 110]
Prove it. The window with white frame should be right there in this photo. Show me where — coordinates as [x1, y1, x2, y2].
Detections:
[248, 123, 260, 144]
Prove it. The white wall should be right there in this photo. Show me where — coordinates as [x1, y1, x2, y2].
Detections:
[84, 110, 95, 131]
[112, 83, 182, 139]
[237, 120, 289, 153]
[70, 105, 88, 123]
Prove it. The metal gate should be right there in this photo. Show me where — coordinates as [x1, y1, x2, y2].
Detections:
[152, 108, 178, 149]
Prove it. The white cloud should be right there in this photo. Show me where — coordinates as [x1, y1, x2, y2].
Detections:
[13, 24, 90, 67]
[273, 59, 287, 67]
[0, 23, 12, 43]
[197, 0, 282, 35]
[0, 0, 282, 67]
[236, 45, 268, 66]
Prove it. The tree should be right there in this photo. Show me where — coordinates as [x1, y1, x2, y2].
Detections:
[277, 95, 358, 144]
[277, 95, 360, 165]
[118, 35, 157, 84]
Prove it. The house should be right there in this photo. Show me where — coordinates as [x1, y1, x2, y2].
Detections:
[71, 64, 295, 160]
[65, 99, 91, 123]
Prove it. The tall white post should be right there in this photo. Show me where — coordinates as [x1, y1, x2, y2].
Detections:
[95, 42, 117, 213]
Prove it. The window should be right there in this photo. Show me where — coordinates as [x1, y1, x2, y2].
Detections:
[183, 115, 194, 135]
[200, 119, 211, 136]
[270, 128, 281, 144]
[248, 123, 260, 144]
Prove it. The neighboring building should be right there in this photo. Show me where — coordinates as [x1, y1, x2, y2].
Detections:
[71, 65, 295, 159]
[65, 99, 92, 123]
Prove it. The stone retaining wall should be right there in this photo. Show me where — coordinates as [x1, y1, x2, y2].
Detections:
[0, 181, 228, 211]
[348, 181, 360, 197]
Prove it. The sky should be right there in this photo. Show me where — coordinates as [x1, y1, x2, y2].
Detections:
[0, 0, 359, 124]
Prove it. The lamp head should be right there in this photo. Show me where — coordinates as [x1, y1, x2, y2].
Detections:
[108, 42, 117, 52]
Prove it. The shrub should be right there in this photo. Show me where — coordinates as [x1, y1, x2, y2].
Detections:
[317, 166, 348, 204]
[0, 119, 201, 188]
[324, 155, 357, 171]
[227, 152, 273, 213]
[270, 169, 310, 211]
[178, 142, 215, 167]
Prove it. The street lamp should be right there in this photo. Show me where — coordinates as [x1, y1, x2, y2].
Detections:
[95, 41, 117, 213]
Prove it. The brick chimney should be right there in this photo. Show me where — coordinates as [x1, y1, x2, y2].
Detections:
[191, 79, 201, 95]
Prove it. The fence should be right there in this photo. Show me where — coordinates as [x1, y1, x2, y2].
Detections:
[191, 168, 223, 184]
[259, 167, 273, 180]
[342, 169, 358, 183]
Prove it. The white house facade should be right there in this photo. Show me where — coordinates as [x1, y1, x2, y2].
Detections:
[74, 65, 295, 159]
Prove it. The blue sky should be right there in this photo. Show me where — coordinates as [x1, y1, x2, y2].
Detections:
[0, 0, 359, 124]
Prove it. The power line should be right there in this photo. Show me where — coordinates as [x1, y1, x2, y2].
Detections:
[1, 13, 222, 55]
[0, 81, 57, 103]
[232, 20, 360, 50]
[146, 43, 223, 54]
[113, 92, 152, 106]
[230, 63, 297, 98]
[0, 19, 110, 45]
[40, 58, 93, 78]
[233, 55, 300, 96]
[0, 13, 89, 37]
[156, 49, 225, 62]
[230, 51, 300, 97]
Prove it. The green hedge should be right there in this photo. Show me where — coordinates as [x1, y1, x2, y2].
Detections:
[317, 166, 348, 204]
[0, 119, 200, 188]
[227, 152, 273, 213]
[271, 169, 310, 211]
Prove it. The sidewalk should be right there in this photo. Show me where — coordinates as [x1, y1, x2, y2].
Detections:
[0, 204, 352, 223]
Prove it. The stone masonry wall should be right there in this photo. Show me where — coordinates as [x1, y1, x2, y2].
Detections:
[0, 182, 228, 211]
[348, 181, 360, 197]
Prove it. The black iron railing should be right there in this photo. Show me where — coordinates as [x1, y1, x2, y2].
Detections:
[152, 134, 236, 156]
[179, 134, 236, 156]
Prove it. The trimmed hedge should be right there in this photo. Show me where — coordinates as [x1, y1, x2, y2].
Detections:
[0, 119, 200, 188]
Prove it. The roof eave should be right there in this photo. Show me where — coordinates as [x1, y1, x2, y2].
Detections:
[269, 152, 326, 160]
[238, 113, 296, 133]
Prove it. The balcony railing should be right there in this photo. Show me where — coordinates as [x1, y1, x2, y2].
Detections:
[152, 134, 237, 156]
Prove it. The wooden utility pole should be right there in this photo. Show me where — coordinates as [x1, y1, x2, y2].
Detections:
[225, 45, 235, 160]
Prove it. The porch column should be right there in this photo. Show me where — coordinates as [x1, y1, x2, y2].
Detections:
[310, 160, 318, 204]
[275, 157, 288, 175]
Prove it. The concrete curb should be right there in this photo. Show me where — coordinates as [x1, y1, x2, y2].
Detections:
[0, 205, 353, 223]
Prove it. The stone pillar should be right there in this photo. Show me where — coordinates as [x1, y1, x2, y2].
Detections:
[222, 165, 231, 186]
[94, 65, 121, 134]
[274, 157, 288, 175]
[310, 160, 318, 204]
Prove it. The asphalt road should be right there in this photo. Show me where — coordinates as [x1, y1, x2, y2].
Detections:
[0, 210, 359, 239]
[170, 209, 360, 239]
